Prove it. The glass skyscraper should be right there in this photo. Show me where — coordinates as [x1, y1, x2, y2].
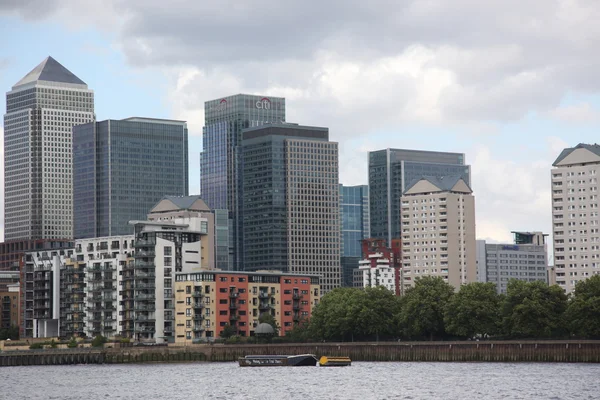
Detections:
[369, 148, 471, 244]
[339, 184, 370, 287]
[4, 57, 95, 240]
[201, 94, 285, 269]
[73, 118, 189, 239]
[242, 123, 341, 292]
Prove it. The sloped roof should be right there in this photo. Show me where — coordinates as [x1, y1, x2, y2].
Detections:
[552, 143, 600, 166]
[150, 195, 210, 213]
[404, 174, 472, 194]
[14, 56, 86, 87]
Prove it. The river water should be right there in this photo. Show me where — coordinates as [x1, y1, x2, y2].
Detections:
[2, 362, 599, 399]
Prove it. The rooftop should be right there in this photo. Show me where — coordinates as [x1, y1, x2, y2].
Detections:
[13, 56, 86, 88]
[552, 143, 600, 166]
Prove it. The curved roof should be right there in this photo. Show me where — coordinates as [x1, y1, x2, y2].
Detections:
[255, 323, 275, 335]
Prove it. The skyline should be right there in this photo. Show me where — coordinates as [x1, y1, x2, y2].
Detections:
[2, 2, 600, 249]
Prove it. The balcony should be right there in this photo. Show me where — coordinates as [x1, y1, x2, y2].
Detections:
[229, 303, 238, 310]
[192, 291, 203, 298]
[193, 302, 205, 309]
[192, 325, 204, 332]
[292, 293, 302, 300]
[258, 302, 271, 311]
[229, 315, 239, 321]
[134, 239, 154, 247]
[258, 292, 270, 299]
[229, 291, 239, 298]
[136, 250, 155, 258]
[193, 314, 204, 321]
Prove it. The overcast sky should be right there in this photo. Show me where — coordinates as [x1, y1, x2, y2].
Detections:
[2, 0, 600, 251]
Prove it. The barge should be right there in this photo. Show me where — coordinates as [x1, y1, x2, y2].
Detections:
[238, 354, 318, 367]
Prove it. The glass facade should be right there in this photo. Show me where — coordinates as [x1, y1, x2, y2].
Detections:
[369, 148, 470, 244]
[339, 184, 370, 257]
[73, 118, 189, 239]
[213, 209, 232, 270]
[201, 94, 286, 269]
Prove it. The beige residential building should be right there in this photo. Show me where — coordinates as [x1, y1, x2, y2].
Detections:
[400, 175, 476, 291]
[551, 143, 600, 294]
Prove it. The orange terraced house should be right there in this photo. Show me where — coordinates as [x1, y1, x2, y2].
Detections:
[174, 270, 320, 343]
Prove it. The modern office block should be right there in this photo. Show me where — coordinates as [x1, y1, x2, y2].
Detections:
[369, 148, 470, 245]
[173, 270, 321, 342]
[241, 123, 341, 293]
[476, 232, 549, 294]
[340, 185, 370, 287]
[201, 94, 286, 269]
[73, 118, 189, 239]
[4, 56, 94, 240]
[551, 143, 600, 293]
[400, 175, 476, 291]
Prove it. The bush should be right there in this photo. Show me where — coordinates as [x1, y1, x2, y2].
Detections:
[225, 335, 242, 344]
[67, 338, 78, 348]
[120, 338, 131, 344]
[91, 335, 108, 348]
[29, 343, 43, 349]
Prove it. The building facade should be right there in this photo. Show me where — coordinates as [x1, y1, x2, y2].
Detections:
[0, 283, 20, 333]
[340, 185, 370, 287]
[174, 270, 320, 343]
[400, 176, 476, 291]
[73, 118, 189, 239]
[4, 56, 94, 240]
[476, 232, 549, 294]
[242, 123, 341, 292]
[551, 143, 600, 293]
[368, 149, 470, 245]
[201, 94, 286, 269]
[358, 238, 401, 294]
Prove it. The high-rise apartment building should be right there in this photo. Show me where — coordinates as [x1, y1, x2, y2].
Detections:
[201, 94, 285, 269]
[242, 123, 341, 292]
[358, 238, 401, 294]
[340, 185, 370, 287]
[551, 143, 600, 293]
[368, 149, 470, 245]
[400, 175, 476, 291]
[476, 232, 549, 294]
[4, 56, 94, 240]
[73, 118, 189, 239]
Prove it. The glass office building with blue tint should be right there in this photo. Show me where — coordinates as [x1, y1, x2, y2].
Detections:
[73, 118, 189, 239]
[369, 148, 470, 245]
[339, 184, 370, 287]
[201, 94, 285, 269]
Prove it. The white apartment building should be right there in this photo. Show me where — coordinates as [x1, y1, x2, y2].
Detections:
[551, 143, 600, 293]
[400, 175, 476, 291]
[359, 255, 398, 293]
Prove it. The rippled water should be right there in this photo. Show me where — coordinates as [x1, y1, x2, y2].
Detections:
[2, 362, 599, 399]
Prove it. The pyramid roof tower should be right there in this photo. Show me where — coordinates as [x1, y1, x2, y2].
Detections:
[13, 56, 86, 88]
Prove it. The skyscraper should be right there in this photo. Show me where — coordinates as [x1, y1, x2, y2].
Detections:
[73, 118, 189, 239]
[339, 184, 370, 287]
[242, 123, 341, 292]
[4, 57, 94, 240]
[551, 143, 600, 293]
[368, 148, 470, 245]
[400, 175, 476, 291]
[201, 94, 285, 269]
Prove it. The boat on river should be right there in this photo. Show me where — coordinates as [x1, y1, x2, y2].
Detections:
[238, 354, 318, 367]
[319, 356, 352, 367]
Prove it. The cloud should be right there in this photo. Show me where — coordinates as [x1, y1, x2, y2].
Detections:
[548, 103, 600, 123]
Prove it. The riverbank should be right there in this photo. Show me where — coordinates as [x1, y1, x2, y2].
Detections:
[2, 341, 600, 366]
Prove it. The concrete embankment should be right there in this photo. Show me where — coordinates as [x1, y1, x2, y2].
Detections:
[1, 341, 599, 366]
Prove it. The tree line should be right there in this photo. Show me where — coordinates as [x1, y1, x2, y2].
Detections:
[283, 275, 600, 342]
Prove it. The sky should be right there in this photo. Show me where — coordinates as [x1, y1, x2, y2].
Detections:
[2, 1, 600, 252]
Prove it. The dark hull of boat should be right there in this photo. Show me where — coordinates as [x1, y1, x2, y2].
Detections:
[238, 354, 317, 367]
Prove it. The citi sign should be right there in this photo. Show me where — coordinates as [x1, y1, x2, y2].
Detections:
[256, 97, 271, 109]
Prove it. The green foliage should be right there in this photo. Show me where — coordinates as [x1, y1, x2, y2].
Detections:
[67, 337, 78, 348]
[29, 342, 43, 349]
[565, 275, 600, 338]
[399, 276, 455, 340]
[224, 335, 242, 344]
[220, 324, 236, 339]
[258, 312, 280, 336]
[0, 325, 20, 341]
[120, 338, 131, 344]
[91, 335, 108, 348]
[501, 280, 568, 339]
[444, 282, 501, 338]
[49, 339, 57, 348]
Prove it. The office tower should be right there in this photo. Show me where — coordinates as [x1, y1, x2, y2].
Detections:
[368, 148, 470, 245]
[4, 56, 94, 240]
[201, 94, 285, 269]
[242, 123, 341, 292]
[339, 184, 370, 287]
[174, 270, 320, 341]
[400, 175, 476, 291]
[476, 232, 549, 294]
[73, 118, 189, 239]
[358, 238, 401, 294]
[551, 143, 600, 293]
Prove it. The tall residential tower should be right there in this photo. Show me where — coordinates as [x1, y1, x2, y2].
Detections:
[368, 149, 470, 245]
[200, 94, 285, 269]
[4, 57, 94, 240]
[241, 123, 341, 292]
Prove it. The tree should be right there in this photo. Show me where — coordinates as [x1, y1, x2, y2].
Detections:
[444, 282, 501, 339]
[565, 275, 600, 339]
[258, 312, 280, 336]
[355, 286, 400, 341]
[220, 324, 236, 339]
[91, 335, 108, 347]
[398, 276, 455, 340]
[308, 288, 364, 341]
[501, 280, 567, 339]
